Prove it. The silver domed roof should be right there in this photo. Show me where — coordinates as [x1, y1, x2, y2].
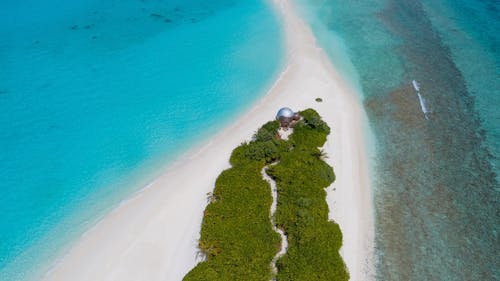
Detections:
[276, 107, 294, 119]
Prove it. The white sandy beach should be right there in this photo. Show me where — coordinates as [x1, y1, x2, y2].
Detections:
[43, 0, 374, 280]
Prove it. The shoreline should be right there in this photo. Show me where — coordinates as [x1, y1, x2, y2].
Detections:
[43, 0, 374, 280]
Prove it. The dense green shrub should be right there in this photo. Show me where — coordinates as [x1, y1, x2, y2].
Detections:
[268, 109, 348, 281]
[288, 109, 330, 148]
[184, 163, 280, 281]
[184, 121, 283, 281]
[230, 141, 280, 165]
[269, 150, 348, 281]
[253, 121, 280, 142]
[299, 109, 330, 135]
[183, 109, 348, 281]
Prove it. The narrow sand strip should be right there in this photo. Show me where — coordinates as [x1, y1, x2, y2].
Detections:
[43, 0, 373, 280]
[261, 165, 288, 279]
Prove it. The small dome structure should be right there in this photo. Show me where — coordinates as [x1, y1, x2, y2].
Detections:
[276, 107, 298, 129]
[276, 107, 294, 120]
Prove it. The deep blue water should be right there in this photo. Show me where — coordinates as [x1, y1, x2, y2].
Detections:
[0, 1, 284, 280]
[295, 0, 499, 280]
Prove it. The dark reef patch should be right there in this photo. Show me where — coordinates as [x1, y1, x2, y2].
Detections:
[149, 13, 164, 19]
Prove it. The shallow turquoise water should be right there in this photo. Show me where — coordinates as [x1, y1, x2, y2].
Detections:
[0, 1, 284, 280]
[295, 0, 499, 280]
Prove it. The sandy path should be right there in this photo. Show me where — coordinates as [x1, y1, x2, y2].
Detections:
[261, 165, 288, 279]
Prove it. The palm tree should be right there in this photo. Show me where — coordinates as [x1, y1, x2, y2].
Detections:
[312, 149, 328, 160]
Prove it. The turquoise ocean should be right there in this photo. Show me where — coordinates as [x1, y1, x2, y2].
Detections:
[0, 0, 283, 280]
[295, 0, 499, 280]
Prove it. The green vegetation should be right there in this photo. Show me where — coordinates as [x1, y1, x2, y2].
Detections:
[315, 97, 323, 102]
[183, 109, 348, 281]
[183, 121, 282, 281]
[268, 109, 348, 281]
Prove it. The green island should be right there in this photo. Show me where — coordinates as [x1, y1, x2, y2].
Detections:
[183, 109, 348, 281]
